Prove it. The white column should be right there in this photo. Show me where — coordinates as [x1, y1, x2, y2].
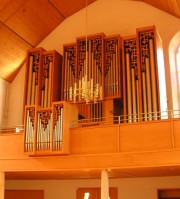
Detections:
[0, 172, 5, 199]
[101, 169, 109, 199]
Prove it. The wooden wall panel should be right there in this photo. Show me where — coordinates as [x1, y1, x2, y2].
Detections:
[173, 119, 180, 149]
[70, 125, 119, 155]
[0, 133, 24, 156]
[5, 190, 44, 199]
[119, 120, 173, 152]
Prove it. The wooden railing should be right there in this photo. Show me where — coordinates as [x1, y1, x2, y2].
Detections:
[70, 109, 180, 128]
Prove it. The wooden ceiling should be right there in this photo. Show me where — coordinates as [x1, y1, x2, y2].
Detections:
[0, 0, 179, 82]
[0, 0, 96, 82]
[138, 0, 180, 19]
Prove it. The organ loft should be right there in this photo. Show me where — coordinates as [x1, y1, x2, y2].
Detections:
[23, 25, 161, 156]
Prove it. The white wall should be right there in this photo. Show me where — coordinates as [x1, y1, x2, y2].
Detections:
[8, 0, 180, 125]
[7, 63, 25, 126]
[5, 176, 180, 199]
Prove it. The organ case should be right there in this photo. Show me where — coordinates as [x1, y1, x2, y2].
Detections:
[41, 50, 62, 107]
[24, 47, 45, 106]
[137, 26, 160, 121]
[104, 35, 121, 99]
[24, 48, 62, 108]
[24, 101, 78, 155]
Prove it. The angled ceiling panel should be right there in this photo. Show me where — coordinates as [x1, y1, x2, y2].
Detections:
[0, 0, 96, 82]
[140, 0, 180, 18]
[1, 0, 65, 47]
[49, 0, 95, 18]
[0, 22, 32, 81]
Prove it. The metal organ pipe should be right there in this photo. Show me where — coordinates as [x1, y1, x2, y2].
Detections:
[44, 75, 49, 107]
[27, 56, 33, 105]
[131, 67, 137, 122]
[126, 53, 132, 122]
[31, 69, 36, 104]
[149, 38, 158, 120]
[48, 61, 52, 107]
[135, 78, 140, 121]
[25, 109, 30, 152]
[145, 58, 152, 120]
[142, 70, 148, 121]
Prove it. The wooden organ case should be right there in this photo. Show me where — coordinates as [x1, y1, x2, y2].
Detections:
[23, 25, 161, 155]
[41, 50, 62, 107]
[23, 48, 78, 155]
[24, 48, 62, 107]
[62, 33, 122, 123]
[122, 36, 139, 122]
[137, 26, 160, 121]
[122, 26, 160, 122]
[24, 47, 45, 106]
[24, 102, 78, 155]
[104, 35, 121, 99]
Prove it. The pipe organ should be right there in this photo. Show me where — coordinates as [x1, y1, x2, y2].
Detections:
[25, 48, 45, 106]
[36, 108, 52, 151]
[104, 35, 121, 99]
[63, 43, 76, 102]
[62, 33, 122, 122]
[76, 33, 104, 103]
[123, 36, 139, 123]
[23, 25, 162, 155]
[122, 26, 160, 122]
[24, 102, 78, 155]
[52, 103, 63, 151]
[24, 48, 62, 108]
[78, 102, 103, 124]
[137, 27, 160, 121]
[24, 106, 37, 153]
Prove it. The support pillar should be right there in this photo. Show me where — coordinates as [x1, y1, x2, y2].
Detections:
[0, 172, 4, 199]
[101, 169, 109, 199]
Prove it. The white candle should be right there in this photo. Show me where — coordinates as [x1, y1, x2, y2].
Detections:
[90, 78, 93, 99]
[69, 86, 72, 100]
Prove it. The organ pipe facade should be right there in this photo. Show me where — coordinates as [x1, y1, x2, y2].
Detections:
[137, 26, 160, 121]
[24, 48, 62, 108]
[25, 48, 45, 106]
[122, 26, 160, 122]
[104, 35, 121, 99]
[24, 26, 162, 155]
[122, 36, 139, 123]
[62, 43, 76, 102]
[24, 102, 78, 155]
